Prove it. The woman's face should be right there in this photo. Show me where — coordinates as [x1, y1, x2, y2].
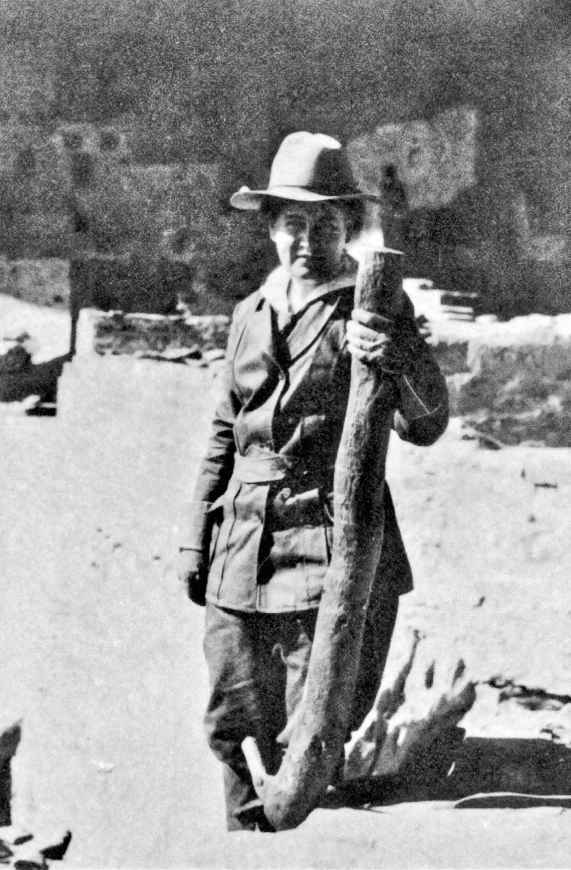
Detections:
[269, 201, 350, 284]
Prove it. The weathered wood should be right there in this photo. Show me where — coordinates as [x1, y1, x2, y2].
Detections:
[256, 250, 405, 830]
[344, 631, 476, 784]
[241, 736, 267, 800]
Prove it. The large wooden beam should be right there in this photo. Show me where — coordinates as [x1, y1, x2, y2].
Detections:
[253, 249, 404, 830]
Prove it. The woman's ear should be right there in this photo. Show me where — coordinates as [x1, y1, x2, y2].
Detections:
[268, 222, 277, 242]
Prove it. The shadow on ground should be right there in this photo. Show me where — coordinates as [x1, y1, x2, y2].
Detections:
[0, 723, 21, 825]
[332, 731, 571, 811]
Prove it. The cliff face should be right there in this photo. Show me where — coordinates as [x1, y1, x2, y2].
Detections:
[0, 0, 569, 316]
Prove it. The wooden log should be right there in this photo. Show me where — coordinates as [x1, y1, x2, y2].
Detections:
[256, 249, 405, 830]
[241, 736, 267, 800]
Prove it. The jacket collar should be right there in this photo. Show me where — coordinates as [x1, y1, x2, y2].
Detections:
[256, 260, 356, 363]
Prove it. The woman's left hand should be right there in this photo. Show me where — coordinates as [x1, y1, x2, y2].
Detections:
[346, 308, 403, 370]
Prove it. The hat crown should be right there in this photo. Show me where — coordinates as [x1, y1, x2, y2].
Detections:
[229, 130, 377, 210]
[268, 132, 357, 197]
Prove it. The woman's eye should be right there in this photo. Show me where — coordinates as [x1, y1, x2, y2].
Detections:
[284, 218, 305, 232]
[317, 221, 341, 234]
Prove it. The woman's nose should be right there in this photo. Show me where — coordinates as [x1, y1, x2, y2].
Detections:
[297, 225, 311, 250]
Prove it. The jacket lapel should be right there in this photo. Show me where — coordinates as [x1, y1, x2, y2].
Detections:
[236, 290, 283, 375]
[286, 293, 341, 362]
[257, 264, 357, 365]
[286, 267, 356, 361]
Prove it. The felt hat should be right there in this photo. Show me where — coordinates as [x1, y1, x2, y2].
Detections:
[230, 131, 379, 210]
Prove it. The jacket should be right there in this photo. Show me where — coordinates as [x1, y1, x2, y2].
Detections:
[182, 264, 449, 612]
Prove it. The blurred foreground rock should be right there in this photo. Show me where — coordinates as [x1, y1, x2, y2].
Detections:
[0, 825, 71, 869]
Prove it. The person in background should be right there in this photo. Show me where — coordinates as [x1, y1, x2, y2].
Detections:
[177, 132, 449, 831]
[379, 163, 409, 253]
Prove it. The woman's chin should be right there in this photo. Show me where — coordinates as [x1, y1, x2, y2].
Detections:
[288, 265, 314, 283]
[290, 260, 334, 284]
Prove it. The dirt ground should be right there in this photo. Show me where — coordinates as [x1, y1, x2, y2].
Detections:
[2, 295, 571, 867]
[2, 406, 571, 868]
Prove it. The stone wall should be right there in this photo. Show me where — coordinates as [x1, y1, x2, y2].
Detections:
[0, 258, 69, 309]
[73, 308, 230, 358]
[0, 1, 570, 317]
[433, 315, 571, 446]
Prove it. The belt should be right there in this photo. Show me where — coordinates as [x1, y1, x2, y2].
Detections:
[233, 452, 299, 483]
[232, 451, 334, 528]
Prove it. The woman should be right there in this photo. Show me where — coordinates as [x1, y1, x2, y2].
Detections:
[177, 132, 449, 830]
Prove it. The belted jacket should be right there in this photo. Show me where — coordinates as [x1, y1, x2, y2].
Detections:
[182, 264, 449, 613]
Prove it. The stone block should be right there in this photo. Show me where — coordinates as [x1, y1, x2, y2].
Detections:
[445, 373, 472, 416]
[431, 339, 471, 376]
[74, 309, 230, 359]
[457, 339, 571, 445]
[426, 314, 571, 445]
[69, 255, 185, 321]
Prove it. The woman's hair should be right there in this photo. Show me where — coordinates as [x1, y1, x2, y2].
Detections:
[260, 196, 365, 239]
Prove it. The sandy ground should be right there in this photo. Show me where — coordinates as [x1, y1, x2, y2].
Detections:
[2, 296, 571, 868]
[2, 409, 571, 869]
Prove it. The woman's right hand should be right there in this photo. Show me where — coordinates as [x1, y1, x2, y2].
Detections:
[176, 548, 208, 606]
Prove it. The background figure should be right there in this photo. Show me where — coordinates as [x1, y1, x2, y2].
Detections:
[379, 164, 410, 254]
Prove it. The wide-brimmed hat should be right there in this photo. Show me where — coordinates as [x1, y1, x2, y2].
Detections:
[230, 131, 380, 210]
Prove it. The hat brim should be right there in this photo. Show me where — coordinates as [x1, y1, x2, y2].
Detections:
[230, 186, 382, 211]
